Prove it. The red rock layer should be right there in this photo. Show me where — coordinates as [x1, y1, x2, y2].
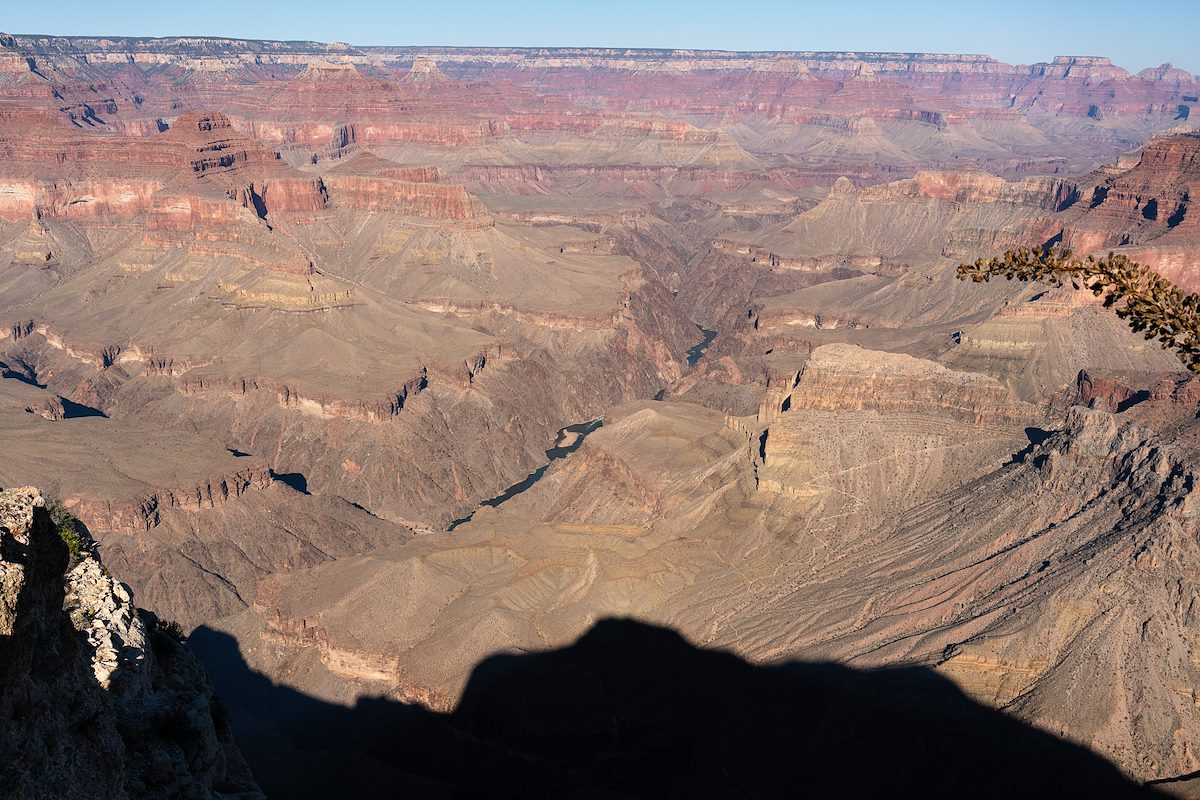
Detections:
[0, 107, 329, 223]
[324, 175, 489, 222]
[1059, 133, 1200, 289]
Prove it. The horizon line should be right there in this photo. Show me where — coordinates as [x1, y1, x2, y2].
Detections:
[3, 32, 1192, 74]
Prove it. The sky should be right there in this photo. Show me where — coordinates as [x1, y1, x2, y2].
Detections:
[4, 0, 1198, 75]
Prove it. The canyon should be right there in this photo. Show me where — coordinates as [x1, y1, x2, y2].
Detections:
[0, 31, 1198, 798]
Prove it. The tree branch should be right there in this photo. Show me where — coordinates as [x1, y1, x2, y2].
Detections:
[957, 247, 1200, 372]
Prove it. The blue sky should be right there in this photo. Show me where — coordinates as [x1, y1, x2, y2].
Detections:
[5, 0, 1198, 75]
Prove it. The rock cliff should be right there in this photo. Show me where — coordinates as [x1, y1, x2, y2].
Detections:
[0, 487, 263, 799]
[1062, 132, 1200, 290]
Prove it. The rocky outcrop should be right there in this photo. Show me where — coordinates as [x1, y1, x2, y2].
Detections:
[0, 487, 263, 799]
[174, 368, 431, 422]
[1054, 133, 1200, 291]
[0, 108, 329, 223]
[256, 603, 457, 709]
[157, 112, 331, 218]
[779, 343, 1037, 426]
[705, 168, 1074, 301]
[879, 170, 1075, 208]
[402, 56, 452, 84]
[1136, 64, 1197, 84]
[69, 462, 273, 533]
[318, 120, 499, 147]
[1064, 134, 1199, 252]
[0, 105, 357, 310]
[711, 239, 906, 274]
[0, 178, 164, 221]
[1038, 55, 1131, 81]
[292, 61, 365, 83]
[324, 175, 491, 224]
[752, 345, 1037, 534]
[1074, 367, 1200, 412]
[23, 394, 65, 420]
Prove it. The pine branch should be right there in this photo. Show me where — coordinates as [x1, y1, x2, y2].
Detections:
[957, 246, 1200, 373]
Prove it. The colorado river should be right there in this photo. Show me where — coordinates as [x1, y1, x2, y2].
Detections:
[448, 418, 604, 530]
[686, 326, 718, 366]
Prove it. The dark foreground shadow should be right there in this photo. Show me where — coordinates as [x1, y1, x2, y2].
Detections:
[189, 619, 1162, 799]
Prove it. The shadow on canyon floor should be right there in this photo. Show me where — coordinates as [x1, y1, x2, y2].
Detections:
[188, 618, 1163, 799]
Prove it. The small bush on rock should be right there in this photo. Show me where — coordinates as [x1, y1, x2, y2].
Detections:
[45, 498, 88, 559]
[155, 618, 188, 644]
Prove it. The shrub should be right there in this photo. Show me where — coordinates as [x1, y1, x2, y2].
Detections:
[155, 617, 188, 644]
[44, 497, 87, 559]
